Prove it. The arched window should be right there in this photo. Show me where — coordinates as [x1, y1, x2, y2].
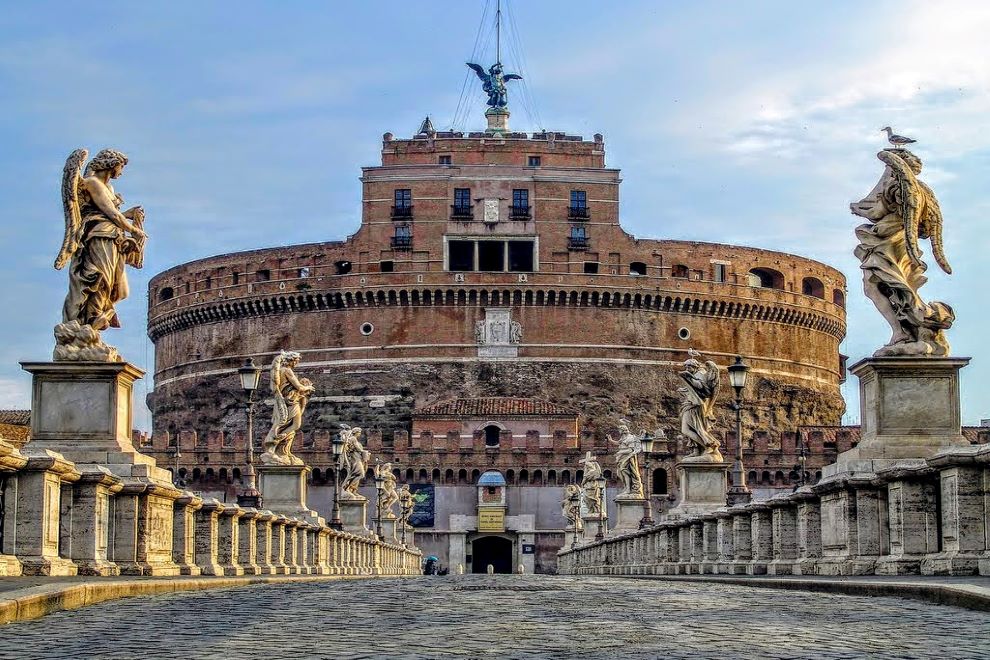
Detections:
[519, 469, 529, 484]
[652, 468, 668, 495]
[761, 470, 771, 485]
[418, 469, 429, 483]
[547, 470, 557, 485]
[483, 425, 501, 447]
[471, 469, 481, 483]
[458, 469, 468, 484]
[432, 468, 441, 483]
[748, 267, 784, 290]
[532, 469, 543, 485]
[444, 469, 454, 483]
[747, 470, 758, 485]
[158, 287, 174, 302]
[505, 469, 515, 485]
[832, 289, 845, 308]
[672, 264, 689, 279]
[801, 277, 825, 299]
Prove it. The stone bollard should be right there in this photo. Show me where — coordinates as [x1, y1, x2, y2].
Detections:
[71, 465, 123, 576]
[284, 518, 302, 575]
[487, 563, 494, 575]
[270, 515, 290, 575]
[457, 563, 464, 575]
[767, 493, 798, 576]
[814, 475, 885, 576]
[237, 508, 261, 575]
[688, 519, 705, 574]
[14, 449, 80, 576]
[517, 562, 525, 574]
[195, 498, 225, 576]
[172, 492, 203, 576]
[216, 504, 245, 576]
[748, 502, 773, 575]
[254, 510, 276, 575]
[875, 464, 938, 575]
[923, 446, 989, 575]
[700, 513, 719, 574]
[316, 528, 332, 575]
[729, 506, 753, 574]
[714, 508, 734, 574]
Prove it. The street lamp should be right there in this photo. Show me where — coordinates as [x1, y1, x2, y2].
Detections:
[329, 432, 344, 530]
[169, 445, 184, 488]
[569, 489, 581, 548]
[373, 466, 385, 540]
[595, 475, 607, 541]
[797, 432, 808, 488]
[236, 358, 263, 508]
[638, 431, 656, 529]
[726, 355, 752, 505]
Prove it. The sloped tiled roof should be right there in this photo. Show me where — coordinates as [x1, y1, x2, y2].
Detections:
[803, 424, 989, 446]
[0, 410, 29, 426]
[413, 397, 576, 418]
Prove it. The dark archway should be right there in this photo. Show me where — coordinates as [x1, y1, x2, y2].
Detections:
[471, 536, 513, 574]
[483, 425, 501, 447]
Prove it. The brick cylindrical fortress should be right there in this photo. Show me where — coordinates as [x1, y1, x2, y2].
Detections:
[147, 127, 847, 441]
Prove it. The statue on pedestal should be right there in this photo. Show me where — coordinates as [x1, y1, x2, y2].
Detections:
[609, 420, 644, 499]
[578, 451, 604, 516]
[339, 425, 370, 500]
[260, 351, 314, 466]
[561, 484, 583, 531]
[375, 462, 399, 519]
[55, 148, 146, 361]
[678, 348, 723, 462]
[466, 62, 522, 110]
[398, 484, 416, 526]
[851, 147, 954, 356]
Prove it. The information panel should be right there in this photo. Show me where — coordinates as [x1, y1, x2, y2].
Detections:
[477, 508, 505, 532]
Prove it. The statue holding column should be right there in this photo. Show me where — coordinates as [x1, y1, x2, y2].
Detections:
[54, 148, 146, 361]
[260, 350, 314, 466]
[851, 147, 954, 357]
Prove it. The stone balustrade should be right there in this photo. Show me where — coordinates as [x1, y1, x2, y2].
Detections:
[0, 440, 422, 578]
[558, 445, 990, 578]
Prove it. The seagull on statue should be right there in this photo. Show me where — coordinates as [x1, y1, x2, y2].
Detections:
[881, 126, 916, 148]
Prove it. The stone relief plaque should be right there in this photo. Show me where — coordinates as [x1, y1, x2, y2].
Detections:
[483, 198, 499, 224]
[476, 307, 522, 358]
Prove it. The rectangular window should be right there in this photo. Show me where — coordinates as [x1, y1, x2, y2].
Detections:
[232, 271, 239, 285]
[478, 241, 505, 272]
[255, 269, 270, 282]
[298, 267, 310, 279]
[584, 262, 599, 274]
[570, 226, 587, 239]
[512, 189, 529, 207]
[439, 155, 451, 165]
[570, 190, 587, 208]
[454, 188, 471, 207]
[508, 241, 534, 272]
[394, 225, 411, 239]
[394, 189, 412, 208]
[380, 260, 394, 273]
[713, 263, 726, 283]
[449, 240, 474, 271]
[528, 155, 541, 167]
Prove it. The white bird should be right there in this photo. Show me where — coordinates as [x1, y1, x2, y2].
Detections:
[881, 126, 916, 148]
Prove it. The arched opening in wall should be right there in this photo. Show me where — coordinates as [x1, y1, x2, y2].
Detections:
[747, 470, 758, 485]
[458, 469, 468, 484]
[471, 536, 513, 574]
[192, 468, 201, 481]
[418, 469, 429, 483]
[471, 469, 481, 483]
[405, 468, 414, 482]
[775, 470, 786, 486]
[652, 468, 668, 495]
[832, 289, 845, 308]
[761, 470, 771, 485]
[178, 468, 188, 479]
[158, 287, 174, 302]
[205, 467, 215, 482]
[561, 469, 571, 484]
[748, 267, 784, 290]
[312, 468, 322, 483]
[445, 469, 454, 483]
[672, 264, 689, 279]
[432, 468, 441, 483]
[603, 469, 613, 484]
[519, 469, 529, 484]
[483, 425, 501, 447]
[532, 470, 543, 486]
[629, 262, 646, 276]
[801, 277, 825, 299]
[547, 470, 557, 485]
[232, 467, 241, 482]
[505, 469, 515, 485]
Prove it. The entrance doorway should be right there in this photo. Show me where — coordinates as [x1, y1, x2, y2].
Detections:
[471, 535, 513, 573]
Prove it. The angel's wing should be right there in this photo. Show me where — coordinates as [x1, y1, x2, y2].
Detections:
[918, 181, 951, 274]
[503, 73, 523, 81]
[54, 148, 88, 270]
[704, 361, 720, 401]
[878, 150, 925, 269]
[466, 62, 488, 83]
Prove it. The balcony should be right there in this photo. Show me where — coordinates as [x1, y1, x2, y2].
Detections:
[568, 237, 590, 251]
[450, 204, 474, 220]
[510, 205, 531, 219]
[391, 205, 414, 220]
[390, 236, 413, 250]
[568, 206, 589, 220]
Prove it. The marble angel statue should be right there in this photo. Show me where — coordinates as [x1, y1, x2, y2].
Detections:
[338, 425, 370, 500]
[375, 462, 400, 519]
[609, 420, 645, 499]
[851, 147, 954, 356]
[578, 451, 605, 517]
[678, 348, 723, 462]
[260, 350, 314, 465]
[54, 148, 146, 361]
[397, 484, 416, 527]
[561, 484, 584, 531]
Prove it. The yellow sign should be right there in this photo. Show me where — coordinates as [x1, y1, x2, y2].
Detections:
[478, 508, 505, 532]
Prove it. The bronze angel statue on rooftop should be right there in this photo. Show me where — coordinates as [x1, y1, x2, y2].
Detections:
[467, 61, 522, 110]
[54, 148, 146, 361]
[851, 147, 954, 356]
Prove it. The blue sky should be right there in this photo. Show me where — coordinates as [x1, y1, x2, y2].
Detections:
[1, 1, 988, 429]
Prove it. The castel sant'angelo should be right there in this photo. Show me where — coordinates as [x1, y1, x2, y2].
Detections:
[141, 44, 853, 572]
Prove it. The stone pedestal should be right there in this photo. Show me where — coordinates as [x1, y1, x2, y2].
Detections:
[485, 107, 510, 135]
[667, 461, 729, 518]
[339, 497, 371, 536]
[825, 358, 969, 477]
[172, 492, 202, 576]
[378, 517, 398, 543]
[254, 510, 276, 575]
[875, 464, 938, 575]
[237, 508, 261, 575]
[257, 464, 324, 525]
[580, 514, 604, 544]
[611, 498, 645, 532]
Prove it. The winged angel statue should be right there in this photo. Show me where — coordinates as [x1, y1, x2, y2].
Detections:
[678, 349, 722, 463]
[851, 148, 954, 356]
[260, 350, 314, 466]
[466, 62, 522, 110]
[54, 148, 146, 361]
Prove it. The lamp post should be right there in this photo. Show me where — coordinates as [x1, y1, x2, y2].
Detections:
[726, 355, 752, 505]
[798, 433, 808, 488]
[373, 467, 385, 541]
[638, 431, 656, 529]
[236, 358, 263, 508]
[595, 475, 607, 541]
[330, 433, 344, 530]
[569, 490, 580, 548]
[169, 445, 183, 488]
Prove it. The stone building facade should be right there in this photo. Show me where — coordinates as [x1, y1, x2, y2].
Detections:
[142, 117, 851, 572]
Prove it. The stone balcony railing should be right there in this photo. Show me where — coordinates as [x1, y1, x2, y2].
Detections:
[0, 438, 421, 578]
[557, 444, 990, 578]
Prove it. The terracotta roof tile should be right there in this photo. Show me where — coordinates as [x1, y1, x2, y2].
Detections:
[0, 410, 29, 426]
[413, 397, 576, 418]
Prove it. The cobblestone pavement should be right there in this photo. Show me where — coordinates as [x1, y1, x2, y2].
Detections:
[0, 575, 988, 659]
